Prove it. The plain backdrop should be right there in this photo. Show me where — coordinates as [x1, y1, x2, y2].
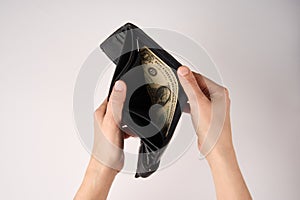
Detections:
[0, 0, 299, 199]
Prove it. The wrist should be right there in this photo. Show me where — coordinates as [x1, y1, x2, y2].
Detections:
[75, 157, 117, 200]
[87, 156, 119, 177]
[205, 143, 236, 168]
[201, 128, 235, 166]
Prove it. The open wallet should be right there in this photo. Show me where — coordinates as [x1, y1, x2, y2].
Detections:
[100, 23, 188, 178]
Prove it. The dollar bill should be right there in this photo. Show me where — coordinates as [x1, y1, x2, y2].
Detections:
[140, 46, 178, 137]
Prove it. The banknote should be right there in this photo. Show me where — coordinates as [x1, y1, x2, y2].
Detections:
[140, 46, 179, 137]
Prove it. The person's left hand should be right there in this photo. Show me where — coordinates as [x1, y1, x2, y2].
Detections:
[93, 80, 130, 172]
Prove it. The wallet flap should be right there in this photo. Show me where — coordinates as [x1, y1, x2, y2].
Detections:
[100, 23, 138, 64]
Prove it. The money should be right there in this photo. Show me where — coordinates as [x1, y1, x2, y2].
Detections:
[140, 46, 178, 137]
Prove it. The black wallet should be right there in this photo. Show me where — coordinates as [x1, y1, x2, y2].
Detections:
[100, 23, 187, 178]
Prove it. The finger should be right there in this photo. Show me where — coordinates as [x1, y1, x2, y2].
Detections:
[123, 133, 131, 139]
[106, 80, 127, 125]
[198, 73, 224, 95]
[182, 102, 191, 113]
[192, 72, 211, 101]
[203, 77, 229, 102]
[192, 71, 229, 101]
[177, 66, 209, 105]
[121, 126, 137, 137]
[94, 98, 108, 124]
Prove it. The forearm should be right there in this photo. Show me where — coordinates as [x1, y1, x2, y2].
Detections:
[206, 145, 252, 200]
[74, 157, 118, 200]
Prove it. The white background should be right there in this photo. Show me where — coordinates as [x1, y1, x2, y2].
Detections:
[0, 0, 299, 199]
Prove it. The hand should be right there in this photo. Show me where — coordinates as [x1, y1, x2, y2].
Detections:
[75, 80, 129, 200]
[93, 80, 129, 172]
[177, 66, 252, 200]
[177, 66, 232, 158]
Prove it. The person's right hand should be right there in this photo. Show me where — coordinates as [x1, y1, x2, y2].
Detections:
[177, 66, 233, 159]
[177, 66, 252, 200]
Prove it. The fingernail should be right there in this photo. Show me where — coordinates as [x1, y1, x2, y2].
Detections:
[178, 67, 189, 76]
[114, 80, 124, 92]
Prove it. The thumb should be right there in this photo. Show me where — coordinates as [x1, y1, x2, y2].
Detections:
[106, 80, 127, 125]
[177, 66, 209, 106]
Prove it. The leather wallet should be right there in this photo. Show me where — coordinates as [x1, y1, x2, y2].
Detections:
[100, 23, 187, 178]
